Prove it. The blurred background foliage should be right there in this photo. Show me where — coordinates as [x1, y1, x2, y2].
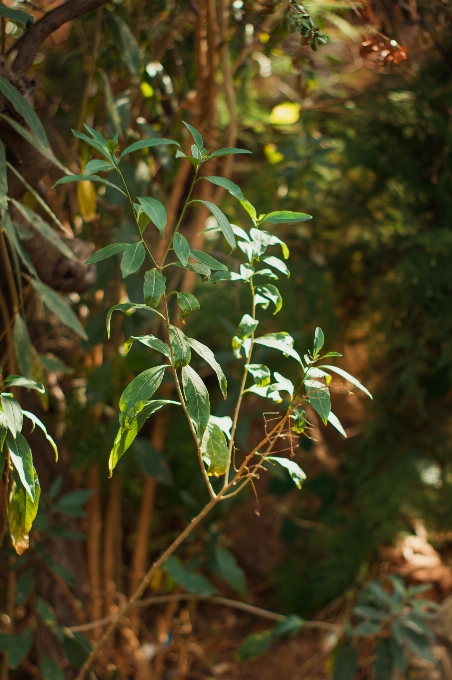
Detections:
[2, 0, 452, 677]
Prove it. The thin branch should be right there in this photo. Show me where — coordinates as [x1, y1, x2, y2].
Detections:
[12, 0, 111, 77]
[65, 593, 339, 634]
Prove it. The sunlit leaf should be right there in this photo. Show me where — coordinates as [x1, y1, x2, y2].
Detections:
[22, 410, 58, 460]
[192, 200, 236, 250]
[1, 395, 23, 438]
[267, 456, 306, 489]
[7, 467, 40, 554]
[201, 419, 229, 476]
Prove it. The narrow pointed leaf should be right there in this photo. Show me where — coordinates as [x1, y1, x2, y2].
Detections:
[1, 395, 23, 438]
[262, 256, 290, 277]
[106, 302, 162, 338]
[183, 121, 203, 150]
[121, 242, 145, 277]
[53, 173, 125, 195]
[121, 137, 179, 157]
[13, 315, 33, 379]
[138, 197, 167, 237]
[314, 327, 324, 354]
[11, 200, 75, 260]
[176, 292, 200, 322]
[144, 269, 166, 307]
[192, 200, 236, 249]
[181, 365, 210, 441]
[255, 285, 282, 314]
[267, 456, 306, 489]
[126, 335, 171, 358]
[260, 211, 312, 224]
[0, 5, 34, 27]
[254, 333, 303, 365]
[203, 176, 244, 200]
[190, 250, 227, 271]
[5, 376, 44, 393]
[210, 147, 252, 158]
[169, 326, 191, 368]
[201, 419, 229, 476]
[319, 365, 372, 399]
[0, 139, 7, 209]
[85, 159, 113, 174]
[173, 232, 190, 266]
[188, 338, 227, 397]
[306, 380, 331, 424]
[327, 411, 347, 437]
[32, 280, 87, 340]
[86, 243, 130, 264]
[22, 410, 58, 460]
[7, 432, 35, 500]
[119, 365, 167, 427]
[0, 114, 66, 172]
[0, 75, 48, 147]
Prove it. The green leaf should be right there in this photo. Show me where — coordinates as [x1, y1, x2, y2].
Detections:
[172, 261, 211, 279]
[201, 419, 229, 477]
[353, 605, 388, 620]
[106, 302, 162, 338]
[0, 75, 48, 147]
[125, 335, 171, 359]
[255, 285, 282, 314]
[84, 124, 108, 147]
[305, 380, 331, 424]
[133, 438, 174, 486]
[11, 200, 75, 260]
[85, 159, 112, 174]
[181, 365, 210, 441]
[16, 568, 34, 605]
[2, 210, 37, 277]
[246, 364, 271, 388]
[267, 456, 306, 489]
[173, 232, 190, 266]
[119, 365, 167, 428]
[37, 597, 57, 627]
[5, 375, 44, 394]
[13, 315, 33, 379]
[352, 620, 383, 636]
[236, 630, 273, 662]
[319, 365, 372, 399]
[22, 411, 57, 460]
[313, 327, 324, 354]
[327, 411, 347, 437]
[7, 432, 35, 499]
[0, 139, 7, 209]
[121, 242, 146, 277]
[254, 332, 303, 365]
[262, 256, 290, 277]
[109, 400, 177, 472]
[54, 172, 126, 195]
[108, 14, 142, 80]
[190, 250, 227, 271]
[0, 628, 33, 668]
[86, 243, 130, 264]
[176, 292, 200, 322]
[274, 615, 305, 638]
[188, 338, 227, 397]
[333, 643, 358, 680]
[236, 313, 259, 339]
[373, 640, 394, 680]
[210, 147, 252, 158]
[183, 121, 203, 150]
[138, 197, 167, 237]
[396, 624, 434, 662]
[1, 395, 23, 438]
[0, 114, 66, 173]
[71, 130, 112, 161]
[0, 5, 34, 27]
[192, 200, 236, 250]
[121, 137, 179, 157]
[32, 280, 87, 340]
[169, 326, 191, 369]
[214, 546, 246, 594]
[260, 211, 312, 224]
[7, 468, 40, 554]
[211, 271, 243, 283]
[203, 176, 245, 200]
[144, 269, 166, 307]
[42, 655, 65, 680]
[165, 556, 216, 595]
[54, 489, 93, 517]
[63, 632, 91, 670]
[175, 150, 200, 167]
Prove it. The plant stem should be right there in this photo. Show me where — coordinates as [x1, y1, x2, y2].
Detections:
[160, 166, 199, 267]
[224, 277, 256, 485]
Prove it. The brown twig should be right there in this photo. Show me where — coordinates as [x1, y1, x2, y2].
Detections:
[65, 593, 339, 634]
